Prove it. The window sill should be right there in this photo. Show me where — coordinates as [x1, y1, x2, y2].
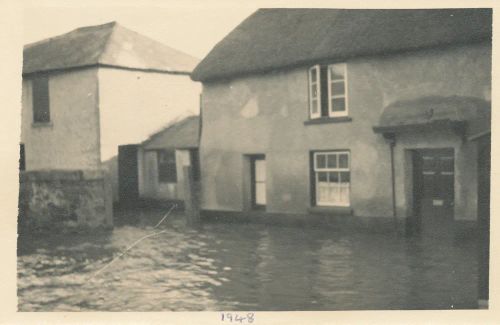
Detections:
[304, 116, 352, 125]
[32, 122, 53, 128]
[308, 206, 353, 216]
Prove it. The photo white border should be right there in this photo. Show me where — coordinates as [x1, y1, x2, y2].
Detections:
[1, 0, 498, 323]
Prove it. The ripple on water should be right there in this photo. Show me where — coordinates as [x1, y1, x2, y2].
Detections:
[17, 216, 479, 311]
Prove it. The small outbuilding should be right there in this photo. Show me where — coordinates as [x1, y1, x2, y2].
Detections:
[118, 116, 201, 205]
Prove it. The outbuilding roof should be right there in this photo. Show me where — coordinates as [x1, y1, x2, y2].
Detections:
[191, 8, 492, 82]
[373, 96, 491, 135]
[141, 115, 200, 150]
[24, 22, 199, 75]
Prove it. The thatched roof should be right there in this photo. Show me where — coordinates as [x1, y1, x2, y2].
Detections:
[373, 96, 490, 134]
[192, 8, 492, 82]
[142, 115, 200, 150]
[24, 22, 199, 75]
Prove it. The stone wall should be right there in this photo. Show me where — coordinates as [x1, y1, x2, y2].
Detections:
[18, 169, 113, 233]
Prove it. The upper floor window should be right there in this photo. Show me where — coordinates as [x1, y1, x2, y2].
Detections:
[308, 63, 348, 119]
[32, 76, 50, 123]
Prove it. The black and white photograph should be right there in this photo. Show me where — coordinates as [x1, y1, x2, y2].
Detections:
[0, 0, 498, 323]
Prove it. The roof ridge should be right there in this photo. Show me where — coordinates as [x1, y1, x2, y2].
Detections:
[96, 21, 119, 63]
[24, 21, 200, 74]
[113, 23, 200, 62]
[191, 8, 492, 82]
[24, 21, 117, 49]
[141, 115, 199, 146]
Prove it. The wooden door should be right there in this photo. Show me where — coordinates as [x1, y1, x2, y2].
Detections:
[413, 148, 455, 235]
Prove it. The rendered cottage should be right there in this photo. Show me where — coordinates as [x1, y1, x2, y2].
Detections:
[191, 9, 492, 233]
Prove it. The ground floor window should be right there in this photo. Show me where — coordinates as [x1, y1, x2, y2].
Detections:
[158, 149, 177, 183]
[313, 151, 350, 206]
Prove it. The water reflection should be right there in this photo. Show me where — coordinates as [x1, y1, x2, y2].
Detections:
[18, 210, 478, 311]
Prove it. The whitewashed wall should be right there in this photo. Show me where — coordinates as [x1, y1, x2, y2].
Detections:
[21, 68, 101, 170]
[97, 68, 201, 162]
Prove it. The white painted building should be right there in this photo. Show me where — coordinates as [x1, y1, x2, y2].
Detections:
[21, 22, 201, 201]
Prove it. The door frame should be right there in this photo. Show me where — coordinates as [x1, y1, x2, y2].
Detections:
[250, 154, 266, 210]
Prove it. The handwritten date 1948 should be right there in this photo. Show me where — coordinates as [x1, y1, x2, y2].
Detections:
[221, 312, 255, 323]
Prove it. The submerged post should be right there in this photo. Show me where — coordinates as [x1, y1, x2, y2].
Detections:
[183, 165, 200, 225]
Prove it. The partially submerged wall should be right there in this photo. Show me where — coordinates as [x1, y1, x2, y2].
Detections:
[199, 43, 490, 218]
[18, 170, 113, 232]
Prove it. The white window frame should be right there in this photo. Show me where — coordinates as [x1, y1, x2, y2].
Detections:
[313, 151, 351, 207]
[308, 65, 321, 119]
[327, 63, 348, 117]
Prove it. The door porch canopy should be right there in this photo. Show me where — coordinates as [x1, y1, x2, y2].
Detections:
[373, 96, 490, 139]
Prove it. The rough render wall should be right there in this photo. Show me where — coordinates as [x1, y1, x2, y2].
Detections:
[18, 170, 113, 231]
[97, 68, 201, 200]
[102, 156, 119, 202]
[138, 149, 191, 201]
[200, 43, 491, 218]
[201, 66, 393, 216]
[21, 68, 101, 170]
[394, 128, 478, 221]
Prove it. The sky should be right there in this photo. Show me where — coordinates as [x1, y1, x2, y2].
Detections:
[22, 2, 260, 59]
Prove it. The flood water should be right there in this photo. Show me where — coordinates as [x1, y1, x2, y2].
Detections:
[17, 208, 479, 311]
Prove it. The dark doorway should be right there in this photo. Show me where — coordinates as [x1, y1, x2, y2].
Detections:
[118, 144, 139, 204]
[410, 148, 455, 236]
[19, 143, 25, 171]
[190, 149, 201, 182]
[250, 155, 266, 210]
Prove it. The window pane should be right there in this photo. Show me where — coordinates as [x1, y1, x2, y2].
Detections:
[339, 154, 348, 168]
[339, 186, 350, 205]
[311, 84, 318, 98]
[255, 183, 266, 205]
[329, 172, 339, 183]
[160, 150, 175, 163]
[317, 172, 328, 182]
[310, 67, 317, 81]
[33, 76, 50, 123]
[340, 171, 350, 183]
[331, 81, 345, 97]
[327, 154, 337, 168]
[311, 99, 318, 113]
[316, 154, 326, 169]
[440, 157, 454, 172]
[255, 159, 266, 182]
[158, 150, 177, 183]
[422, 157, 435, 171]
[331, 98, 346, 112]
[329, 64, 345, 80]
